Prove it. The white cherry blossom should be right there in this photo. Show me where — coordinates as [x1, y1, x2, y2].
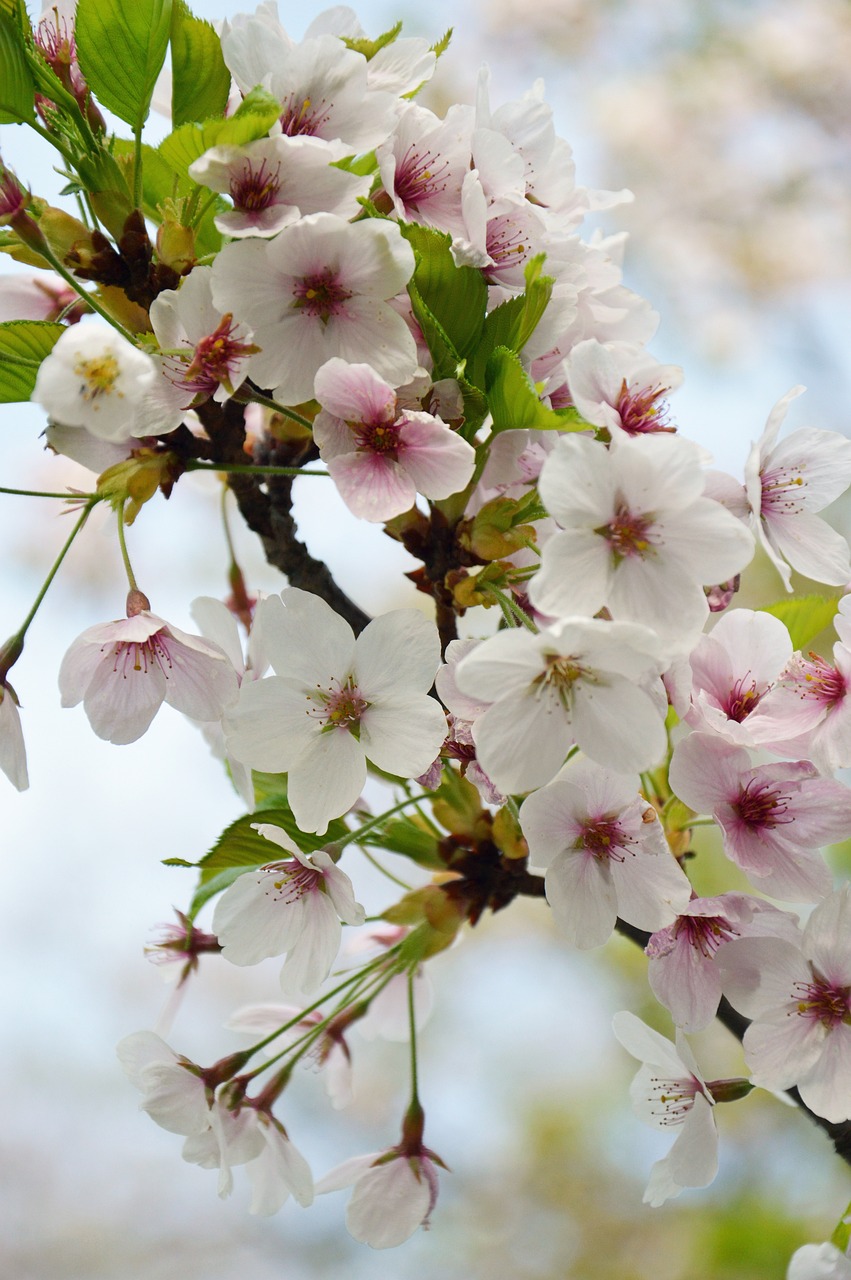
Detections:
[211, 214, 419, 405]
[212, 822, 365, 995]
[745, 387, 851, 590]
[32, 322, 160, 443]
[454, 616, 669, 793]
[612, 1011, 719, 1207]
[224, 589, 446, 833]
[0, 679, 28, 790]
[529, 432, 754, 645]
[520, 757, 691, 948]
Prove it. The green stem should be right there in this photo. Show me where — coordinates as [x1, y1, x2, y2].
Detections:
[407, 969, 420, 1106]
[116, 502, 139, 592]
[484, 584, 538, 631]
[13, 502, 93, 641]
[359, 847, 414, 891]
[328, 794, 429, 855]
[133, 125, 144, 212]
[504, 795, 521, 824]
[35, 239, 137, 344]
[185, 460, 330, 478]
[0, 486, 98, 500]
[26, 117, 75, 163]
[232, 389, 314, 432]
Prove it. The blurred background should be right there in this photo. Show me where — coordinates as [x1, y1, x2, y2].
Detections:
[2, 0, 851, 1275]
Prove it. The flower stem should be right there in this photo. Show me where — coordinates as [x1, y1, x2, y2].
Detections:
[34, 238, 137, 343]
[327, 794, 431, 855]
[133, 125, 144, 212]
[185, 460, 330, 478]
[232, 388, 314, 432]
[0, 486, 98, 500]
[116, 501, 139, 592]
[359, 847, 414, 890]
[407, 968, 420, 1106]
[484, 583, 538, 631]
[12, 501, 93, 642]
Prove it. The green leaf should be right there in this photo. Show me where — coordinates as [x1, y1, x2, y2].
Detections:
[0, 320, 64, 402]
[158, 86, 282, 174]
[170, 0, 230, 127]
[403, 224, 487, 365]
[467, 255, 553, 389]
[485, 346, 575, 434]
[76, 0, 172, 131]
[364, 817, 443, 869]
[342, 21, 401, 61]
[760, 594, 841, 652]
[0, 8, 34, 123]
[197, 807, 350, 884]
[73, 145, 135, 240]
[431, 28, 452, 58]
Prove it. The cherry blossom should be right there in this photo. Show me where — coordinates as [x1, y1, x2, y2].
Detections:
[32, 323, 160, 443]
[748, 596, 851, 772]
[744, 387, 851, 590]
[225, 588, 447, 833]
[148, 267, 257, 409]
[59, 595, 239, 745]
[227, 1002, 354, 1109]
[669, 732, 848, 901]
[189, 135, 371, 239]
[211, 214, 419, 405]
[612, 1011, 719, 1207]
[221, 20, 397, 153]
[317, 1141, 445, 1248]
[520, 758, 691, 948]
[563, 338, 683, 438]
[453, 616, 669, 792]
[377, 102, 472, 238]
[313, 359, 476, 521]
[0, 678, 28, 791]
[719, 886, 851, 1123]
[182, 1103, 313, 1212]
[787, 1242, 851, 1280]
[212, 822, 365, 995]
[116, 1030, 211, 1137]
[529, 432, 754, 645]
[646, 894, 798, 1033]
[685, 608, 793, 746]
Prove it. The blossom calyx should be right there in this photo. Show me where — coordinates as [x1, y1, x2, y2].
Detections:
[458, 496, 538, 561]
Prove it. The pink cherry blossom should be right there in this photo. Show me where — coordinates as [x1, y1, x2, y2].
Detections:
[189, 135, 370, 239]
[58, 597, 239, 745]
[520, 758, 691, 948]
[685, 608, 793, 746]
[377, 102, 472, 238]
[212, 822, 365, 996]
[669, 732, 848, 901]
[646, 893, 798, 1032]
[748, 597, 851, 772]
[719, 885, 851, 1123]
[612, 1011, 719, 1207]
[563, 338, 683, 438]
[313, 359, 475, 521]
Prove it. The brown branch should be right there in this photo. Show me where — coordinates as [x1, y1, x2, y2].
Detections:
[192, 400, 371, 635]
[614, 919, 851, 1169]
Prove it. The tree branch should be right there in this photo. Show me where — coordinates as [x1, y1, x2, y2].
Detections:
[193, 401, 371, 635]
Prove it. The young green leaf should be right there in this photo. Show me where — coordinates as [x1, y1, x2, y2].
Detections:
[760, 594, 841, 652]
[486, 346, 574, 433]
[158, 87, 282, 174]
[76, 0, 172, 131]
[403, 223, 487, 363]
[0, 320, 64, 403]
[170, 0, 230, 127]
[0, 7, 35, 123]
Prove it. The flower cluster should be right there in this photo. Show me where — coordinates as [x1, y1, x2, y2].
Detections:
[3, 0, 851, 1265]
